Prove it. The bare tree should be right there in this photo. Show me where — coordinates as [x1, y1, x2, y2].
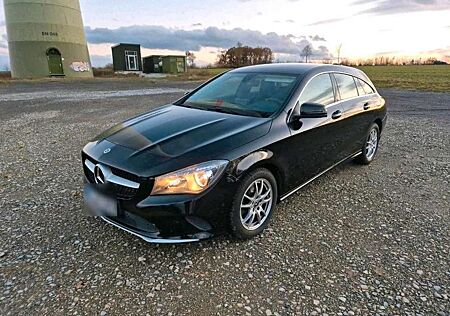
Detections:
[301, 45, 313, 63]
[336, 43, 342, 64]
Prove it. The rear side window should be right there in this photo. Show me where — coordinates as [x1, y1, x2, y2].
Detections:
[357, 78, 375, 95]
[298, 74, 335, 106]
[334, 73, 359, 100]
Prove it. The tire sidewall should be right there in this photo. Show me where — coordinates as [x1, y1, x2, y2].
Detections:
[230, 168, 278, 239]
[361, 123, 380, 164]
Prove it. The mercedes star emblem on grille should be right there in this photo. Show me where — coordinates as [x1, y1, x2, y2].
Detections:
[94, 164, 106, 184]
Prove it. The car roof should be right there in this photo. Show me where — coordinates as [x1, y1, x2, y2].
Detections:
[229, 63, 373, 86]
[231, 63, 364, 76]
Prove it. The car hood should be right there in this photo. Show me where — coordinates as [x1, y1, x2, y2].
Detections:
[85, 105, 272, 177]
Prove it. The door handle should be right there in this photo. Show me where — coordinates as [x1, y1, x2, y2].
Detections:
[363, 102, 370, 110]
[331, 110, 342, 119]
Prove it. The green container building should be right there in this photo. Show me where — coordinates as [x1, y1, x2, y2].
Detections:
[111, 43, 142, 72]
[3, 0, 93, 78]
[143, 55, 187, 74]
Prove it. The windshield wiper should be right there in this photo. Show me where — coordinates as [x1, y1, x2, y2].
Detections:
[203, 105, 264, 117]
[177, 102, 265, 118]
[176, 103, 207, 111]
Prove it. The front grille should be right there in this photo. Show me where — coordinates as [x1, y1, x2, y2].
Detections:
[114, 184, 139, 200]
[82, 154, 140, 200]
[110, 166, 142, 183]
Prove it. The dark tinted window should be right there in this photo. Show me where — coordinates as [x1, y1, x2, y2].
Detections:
[298, 74, 335, 106]
[181, 72, 299, 117]
[335, 73, 359, 100]
[358, 78, 375, 94]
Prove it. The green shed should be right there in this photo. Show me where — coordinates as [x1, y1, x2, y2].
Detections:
[143, 55, 187, 74]
[162, 55, 187, 74]
[143, 55, 163, 73]
[111, 43, 142, 72]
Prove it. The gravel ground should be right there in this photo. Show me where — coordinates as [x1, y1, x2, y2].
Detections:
[0, 79, 449, 315]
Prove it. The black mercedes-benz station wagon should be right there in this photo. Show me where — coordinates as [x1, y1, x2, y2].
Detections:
[82, 63, 386, 243]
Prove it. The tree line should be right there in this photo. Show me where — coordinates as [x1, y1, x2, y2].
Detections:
[339, 56, 447, 66]
[216, 43, 274, 68]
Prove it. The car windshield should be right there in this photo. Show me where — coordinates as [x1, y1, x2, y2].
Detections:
[177, 72, 299, 117]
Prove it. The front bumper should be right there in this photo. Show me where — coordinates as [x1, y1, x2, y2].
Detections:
[100, 216, 201, 243]
[83, 156, 237, 243]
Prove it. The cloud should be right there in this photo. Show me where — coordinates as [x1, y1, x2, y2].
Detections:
[90, 55, 113, 67]
[274, 19, 295, 23]
[191, 23, 202, 27]
[309, 1, 449, 25]
[307, 17, 348, 26]
[310, 35, 326, 41]
[85, 25, 330, 57]
[422, 46, 450, 56]
[375, 50, 400, 55]
[0, 42, 7, 49]
[352, 0, 450, 15]
[0, 21, 5, 27]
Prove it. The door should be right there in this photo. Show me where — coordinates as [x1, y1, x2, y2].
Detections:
[47, 48, 64, 76]
[125, 51, 138, 70]
[281, 73, 345, 190]
[333, 73, 375, 156]
[128, 55, 137, 70]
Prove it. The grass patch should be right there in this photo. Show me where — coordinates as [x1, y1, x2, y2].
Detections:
[173, 66, 450, 93]
[2, 66, 448, 93]
[165, 68, 231, 81]
[357, 65, 450, 93]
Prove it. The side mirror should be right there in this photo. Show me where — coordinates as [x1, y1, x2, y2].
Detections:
[288, 102, 327, 130]
[299, 102, 327, 118]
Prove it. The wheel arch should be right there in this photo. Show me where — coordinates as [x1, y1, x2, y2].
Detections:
[374, 118, 383, 132]
[234, 150, 285, 201]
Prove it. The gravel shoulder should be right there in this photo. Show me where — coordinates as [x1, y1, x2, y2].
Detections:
[0, 80, 449, 315]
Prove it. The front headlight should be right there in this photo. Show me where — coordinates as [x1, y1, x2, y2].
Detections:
[150, 160, 228, 195]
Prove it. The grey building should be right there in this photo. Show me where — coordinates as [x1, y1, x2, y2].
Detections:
[111, 43, 142, 72]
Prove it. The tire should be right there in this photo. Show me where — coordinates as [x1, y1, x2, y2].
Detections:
[355, 123, 380, 165]
[230, 168, 278, 240]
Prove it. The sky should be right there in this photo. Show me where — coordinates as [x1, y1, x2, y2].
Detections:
[0, 0, 450, 68]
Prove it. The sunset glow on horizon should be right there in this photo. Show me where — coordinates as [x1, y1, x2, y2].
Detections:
[1, 0, 449, 67]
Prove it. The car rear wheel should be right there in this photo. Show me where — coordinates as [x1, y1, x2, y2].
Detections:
[355, 123, 380, 165]
[230, 168, 277, 239]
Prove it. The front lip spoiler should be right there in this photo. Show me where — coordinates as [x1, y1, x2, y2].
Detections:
[100, 216, 200, 244]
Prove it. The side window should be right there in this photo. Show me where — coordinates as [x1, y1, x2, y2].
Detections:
[334, 73, 359, 100]
[355, 79, 365, 96]
[298, 74, 335, 106]
[358, 78, 375, 94]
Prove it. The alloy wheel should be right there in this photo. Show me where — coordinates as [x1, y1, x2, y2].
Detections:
[240, 178, 273, 231]
[365, 128, 378, 160]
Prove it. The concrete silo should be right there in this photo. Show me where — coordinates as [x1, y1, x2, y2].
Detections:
[3, 0, 93, 78]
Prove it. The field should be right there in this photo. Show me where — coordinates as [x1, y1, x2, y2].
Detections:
[2, 65, 449, 92]
[358, 65, 450, 93]
[0, 80, 449, 315]
[168, 65, 450, 92]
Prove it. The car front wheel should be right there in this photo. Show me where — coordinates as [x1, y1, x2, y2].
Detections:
[230, 168, 277, 239]
[356, 123, 380, 165]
